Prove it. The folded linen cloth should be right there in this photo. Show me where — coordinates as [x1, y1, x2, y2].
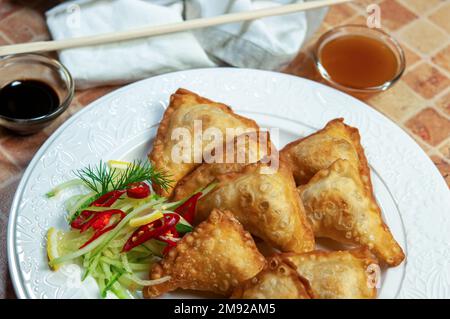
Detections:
[46, 0, 327, 89]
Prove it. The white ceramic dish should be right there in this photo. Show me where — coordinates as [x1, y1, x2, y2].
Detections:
[7, 68, 450, 299]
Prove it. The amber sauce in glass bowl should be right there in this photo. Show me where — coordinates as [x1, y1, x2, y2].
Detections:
[313, 25, 405, 97]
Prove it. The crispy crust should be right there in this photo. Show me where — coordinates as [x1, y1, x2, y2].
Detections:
[231, 255, 314, 299]
[298, 159, 405, 266]
[171, 131, 274, 201]
[143, 209, 266, 298]
[281, 118, 372, 192]
[149, 88, 259, 197]
[195, 160, 315, 253]
[280, 247, 379, 299]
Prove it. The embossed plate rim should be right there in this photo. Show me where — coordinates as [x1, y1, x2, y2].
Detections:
[8, 68, 450, 299]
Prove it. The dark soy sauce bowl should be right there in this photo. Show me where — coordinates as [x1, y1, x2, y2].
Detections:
[0, 54, 74, 135]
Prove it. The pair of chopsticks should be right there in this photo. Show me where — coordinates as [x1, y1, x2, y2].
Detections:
[0, 0, 352, 56]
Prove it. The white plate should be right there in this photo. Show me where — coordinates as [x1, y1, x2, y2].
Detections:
[7, 68, 450, 299]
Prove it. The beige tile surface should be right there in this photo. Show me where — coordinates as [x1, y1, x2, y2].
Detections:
[428, 1, 450, 33]
[368, 81, 426, 121]
[403, 62, 450, 99]
[399, 19, 448, 54]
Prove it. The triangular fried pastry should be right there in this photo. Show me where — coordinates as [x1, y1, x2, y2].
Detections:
[171, 131, 274, 201]
[298, 159, 405, 266]
[231, 256, 313, 299]
[196, 161, 315, 253]
[143, 209, 266, 298]
[281, 248, 378, 299]
[149, 88, 259, 197]
[281, 118, 372, 191]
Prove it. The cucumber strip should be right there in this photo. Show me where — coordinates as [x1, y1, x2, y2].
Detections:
[90, 200, 163, 258]
[100, 256, 123, 268]
[82, 252, 91, 269]
[65, 194, 86, 212]
[117, 276, 139, 293]
[98, 275, 106, 297]
[102, 262, 112, 278]
[143, 240, 165, 257]
[121, 254, 132, 274]
[102, 272, 119, 298]
[46, 179, 84, 198]
[122, 273, 171, 287]
[102, 249, 115, 259]
[199, 182, 218, 198]
[126, 246, 149, 254]
[175, 223, 193, 234]
[110, 282, 133, 299]
[49, 230, 110, 267]
[66, 192, 96, 222]
[108, 239, 128, 248]
[83, 253, 100, 281]
[129, 262, 153, 272]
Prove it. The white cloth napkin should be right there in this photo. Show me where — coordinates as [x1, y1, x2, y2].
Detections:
[46, 0, 327, 89]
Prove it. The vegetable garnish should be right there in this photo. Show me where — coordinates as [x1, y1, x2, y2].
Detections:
[126, 182, 151, 199]
[45, 159, 210, 299]
[174, 192, 202, 224]
[74, 159, 171, 197]
[91, 190, 126, 207]
[122, 213, 180, 253]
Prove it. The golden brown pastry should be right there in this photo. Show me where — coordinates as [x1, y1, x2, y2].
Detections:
[231, 256, 313, 299]
[144, 209, 266, 298]
[171, 131, 273, 201]
[282, 248, 379, 299]
[281, 118, 371, 191]
[196, 161, 315, 253]
[298, 159, 405, 266]
[149, 88, 259, 197]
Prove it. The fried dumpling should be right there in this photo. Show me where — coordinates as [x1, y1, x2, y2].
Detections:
[149, 88, 259, 197]
[231, 256, 313, 299]
[281, 118, 371, 191]
[196, 161, 315, 253]
[298, 159, 405, 266]
[144, 209, 266, 298]
[282, 248, 378, 299]
[171, 131, 274, 201]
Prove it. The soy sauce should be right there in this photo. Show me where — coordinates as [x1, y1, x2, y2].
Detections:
[0, 80, 59, 119]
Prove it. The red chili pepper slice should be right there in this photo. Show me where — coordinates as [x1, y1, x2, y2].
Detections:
[126, 182, 150, 199]
[91, 190, 126, 207]
[79, 209, 125, 233]
[78, 209, 126, 248]
[71, 210, 95, 229]
[174, 192, 202, 224]
[122, 213, 180, 252]
[79, 223, 118, 249]
[157, 228, 180, 255]
[159, 237, 178, 255]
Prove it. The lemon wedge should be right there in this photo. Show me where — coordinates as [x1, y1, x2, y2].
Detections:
[129, 211, 164, 227]
[46, 227, 62, 271]
[108, 160, 132, 171]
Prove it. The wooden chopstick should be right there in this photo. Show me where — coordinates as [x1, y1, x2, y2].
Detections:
[0, 0, 352, 56]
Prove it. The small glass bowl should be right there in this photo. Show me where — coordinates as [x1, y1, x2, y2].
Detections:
[312, 25, 405, 96]
[0, 54, 74, 135]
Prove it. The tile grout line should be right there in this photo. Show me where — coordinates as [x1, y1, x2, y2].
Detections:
[424, 2, 450, 36]
[397, 0, 444, 16]
[0, 5, 28, 44]
[0, 144, 22, 171]
[0, 173, 22, 194]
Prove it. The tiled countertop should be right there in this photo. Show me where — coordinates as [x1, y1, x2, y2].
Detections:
[0, 0, 449, 298]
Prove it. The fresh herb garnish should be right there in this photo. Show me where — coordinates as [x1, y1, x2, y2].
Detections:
[74, 159, 171, 196]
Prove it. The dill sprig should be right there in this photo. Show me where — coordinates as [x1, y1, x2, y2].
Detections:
[74, 159, 171, 196]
